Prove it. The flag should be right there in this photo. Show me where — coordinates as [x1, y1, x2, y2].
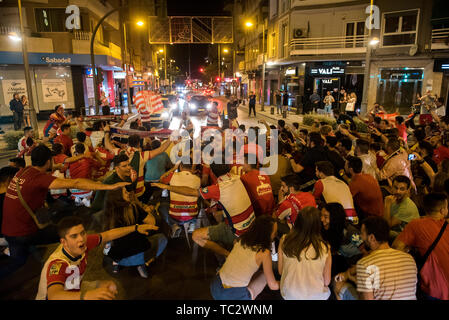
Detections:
[150, 93, 164, 114]
[134, 91, 151, 123]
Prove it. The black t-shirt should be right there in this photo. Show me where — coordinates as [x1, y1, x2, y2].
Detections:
[299, 146, 330, 180]
[283, 94, 289, 105]
[325, 147, 346, 177]
[108, 205, 152, 261]
[249, 95, 256, 105]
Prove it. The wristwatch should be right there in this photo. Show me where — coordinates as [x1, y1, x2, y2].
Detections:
[135, 224, 139, 232]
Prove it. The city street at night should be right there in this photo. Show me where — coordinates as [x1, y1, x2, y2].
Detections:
[0, 0, 449, 309]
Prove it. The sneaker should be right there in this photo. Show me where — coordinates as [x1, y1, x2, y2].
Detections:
[187, 221, 196, 233]
[112, 262, 119, 274]
[137, 265, 149, 278]
[170, 224, 182, 238]
[3, 247, 10, 256]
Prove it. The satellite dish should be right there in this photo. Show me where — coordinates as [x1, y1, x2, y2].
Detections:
[409, 44, 418, 56]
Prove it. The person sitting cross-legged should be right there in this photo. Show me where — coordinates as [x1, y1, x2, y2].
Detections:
[152, 161, 255, 257]
[102, 188, 167, 278]
[35, 216, 158, 300]
[158, 160, 201, 238]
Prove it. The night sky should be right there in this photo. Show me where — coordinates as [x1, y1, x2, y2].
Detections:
[166, 0, 228, 81]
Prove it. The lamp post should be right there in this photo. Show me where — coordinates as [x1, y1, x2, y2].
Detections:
[17, 0, 38, 134]
[361, 0, 376, 115]
[261, 18, 266, 112]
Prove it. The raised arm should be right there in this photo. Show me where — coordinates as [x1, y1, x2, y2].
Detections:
[151, 182, 200, 197]
[49, 178, 129, 191]
[149, 139, 173, 159]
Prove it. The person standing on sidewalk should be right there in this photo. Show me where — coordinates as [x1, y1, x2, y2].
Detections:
[10, 93, 24, 131]
[282, 91, 289, 115]
[276, 90, 282, 114]
[323, 91, 335, 116]
[249, 92, 257, 117]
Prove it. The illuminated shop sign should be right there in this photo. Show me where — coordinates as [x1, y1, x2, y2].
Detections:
[310, 66, 345, 75]
[380, 69, 423, 80]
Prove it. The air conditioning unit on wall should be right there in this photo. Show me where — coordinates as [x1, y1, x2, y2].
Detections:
[293, 28, 307, 38]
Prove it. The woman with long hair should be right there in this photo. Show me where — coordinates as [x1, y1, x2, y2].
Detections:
[210, 216, 279, 300]
[278, 206, 332, 300]
[103, 187, 167, 278]
[21, 95, 31, 127]
[320, 203, 363, 275]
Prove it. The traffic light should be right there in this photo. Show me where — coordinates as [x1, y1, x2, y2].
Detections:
[199, 68, 204, 73]
[216, 77, 221, 82]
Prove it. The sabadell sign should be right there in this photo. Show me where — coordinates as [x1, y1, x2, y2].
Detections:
[41, 56, 72, 64]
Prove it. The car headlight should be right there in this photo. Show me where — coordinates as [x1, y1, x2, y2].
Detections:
[190, 103, 197, 110]
[207, 103, 212, 110]
[162, 112, 169, 119]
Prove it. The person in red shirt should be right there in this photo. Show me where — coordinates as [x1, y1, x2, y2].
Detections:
[393, 193, 449, 300]
[36, 216, 158, 300]
[68, 143, 106, 206]
[240, 154, 275, 217]
[275, 174, 316, 233]
[430, 134, 449, 165]
[54, 124, 73, 156]
[43, 105, 70, 139]
[395, 116, 408, 144]
[346, 157, 384, 220]
[0, 145, 129, 279]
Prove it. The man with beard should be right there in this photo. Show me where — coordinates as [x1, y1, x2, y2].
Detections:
[383, 175, 420, 240]
[354, 217, 417, 300]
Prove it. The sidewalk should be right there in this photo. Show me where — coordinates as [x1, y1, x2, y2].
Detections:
[239, 103, 305, 126]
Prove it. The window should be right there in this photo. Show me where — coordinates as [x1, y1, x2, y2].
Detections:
[270, 33, 276, 58]
[345, 21, 366, 48]
[382, 9, 419, 46]
[35, 8, 86, 32]
[280, 0, 290, 14]
[281, 23, 288, 58]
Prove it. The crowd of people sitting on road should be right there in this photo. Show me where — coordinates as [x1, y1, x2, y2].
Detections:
[0, 96, 448, 301]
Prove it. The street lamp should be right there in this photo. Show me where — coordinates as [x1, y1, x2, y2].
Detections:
[136, 20, 144, 27]
[16, 0, 38, 135]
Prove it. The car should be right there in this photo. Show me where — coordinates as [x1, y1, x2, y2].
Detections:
[148, 95, 174, 128]
[187, 95, 212, 115]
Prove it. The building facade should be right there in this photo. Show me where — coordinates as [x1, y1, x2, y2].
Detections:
[234, 0, 449, 114]
[0, 0, 164, 120]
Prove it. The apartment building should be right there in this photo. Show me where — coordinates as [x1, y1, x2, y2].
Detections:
[0, 0, 164, 119]
[245, 0, 449, 113]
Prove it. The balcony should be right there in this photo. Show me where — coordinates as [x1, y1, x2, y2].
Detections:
[290, 34, 368, 56]
[431, 28, 449, 50]
[72, 31, 122, 61]
[0, 26, 54, 53]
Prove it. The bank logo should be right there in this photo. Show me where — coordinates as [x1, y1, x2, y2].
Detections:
[65, 5, 81, 30]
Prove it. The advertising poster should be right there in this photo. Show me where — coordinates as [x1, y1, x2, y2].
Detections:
[2, 79, 28, 105]
[41, 79, 68, 102]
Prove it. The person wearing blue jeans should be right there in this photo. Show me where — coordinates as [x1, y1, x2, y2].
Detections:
[323, 91, 335, 116]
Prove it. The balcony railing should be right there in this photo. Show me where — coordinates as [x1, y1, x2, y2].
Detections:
[73, 31, 91, 41]
[431, 28, 449, 50]
[0, 25, 21, 36]
[290, 34, 368, 55]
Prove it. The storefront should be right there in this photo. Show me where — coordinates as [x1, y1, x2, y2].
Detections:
[367, 59, 435, 114]
[377, 69, 424, 113]
[434, 59, 449, 113]
[0, 51, 122, 119]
